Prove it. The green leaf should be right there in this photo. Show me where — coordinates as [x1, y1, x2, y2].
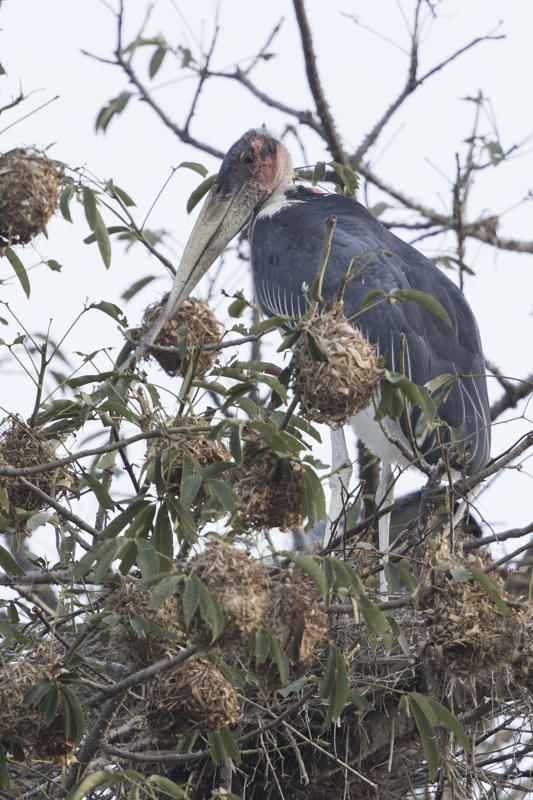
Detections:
[292, 554, 328, 603]
[149, 44, 167, 78]
[106, 181, 136, 207]
[301, 465, 326, 533]
[136, 538, 159, 581]
[59, 184, 74, 222]
[250, 314, 292, 335]
[393, 289, 452, 328]
[229, 424, 242, 465]
[311, 161, 326, 184]
[207, 731, 228, 765]
[82, 185, 97, 230]
[59, 686, 85, 744]
[101, 499, 149, 541]
[253, 627, 269, 664]
[197, 578, 224, 642]
[95, 91, 132, 133]
[182, 574, 201, 627]
[186, 175, 216, 214]
[266, 631, 290, 683]
[83, 472, 115, 511]
[94, 208, 112, 268]
[469, 566, 508, 615]
[320, 643, 349, 725]
[65, 769, 118, 800]
[358, 594, 389, 634]
[360, 288, 386, 310]
[348, 691, 373, 712]
[329, 161, 359, 194]
[145, 775, 189, 798]
[88, 300, 127, 327]
[0, 544, 25, 575]
[410, 695, 439, 782]
[153, 506, 173, 568]
[121, 275, 156, 301]
[46, 259, 62, 272]
[5, 248, 30, 297]
[148, 574, 181, 609]
[424, 695, 470, 750]
[217, 726, 242, 765]
[177, 161, 208, 178]
[205, 478, 234, 513]
[450, 565, 470, 582]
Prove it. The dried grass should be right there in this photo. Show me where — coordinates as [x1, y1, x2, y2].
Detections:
[145, 657, 241, 740]
[292, 305, 379, 428]
[176, 539, 270, 649]
[417, 537, 522, 676]
[0, 646, 73, 759]
[232, 428, 303, 531]
[0, 148, 62, 245]
[139, 294, 222, 377]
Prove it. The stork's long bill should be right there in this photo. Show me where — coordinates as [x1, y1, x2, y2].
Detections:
[166, 130, 293, 316]
[167, 127, 490, 473]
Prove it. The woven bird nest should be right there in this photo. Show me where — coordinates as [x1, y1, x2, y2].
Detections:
[0, 418, 71, 528]
[139, 294, 223, 377]
[0, 646, 73, 759]
[292, 305, 379, 428]
[0, 148, 62, 246]
[105, 576, 186, 667]
[232, 428, 304, 531]
[145, 414, 229, 503]
[511, 609, 533, 690]
[176, 539, 269, 649]
[260, 571, 327, 677]
[145, 657, 241, 740]
[417, 538, 521, 676]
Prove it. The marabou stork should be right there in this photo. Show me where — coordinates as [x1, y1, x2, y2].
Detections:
[164, 128, 491, 564]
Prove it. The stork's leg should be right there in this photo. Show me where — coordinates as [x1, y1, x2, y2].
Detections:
[375, 461, 394, 595]
[323, 427, 352, 547]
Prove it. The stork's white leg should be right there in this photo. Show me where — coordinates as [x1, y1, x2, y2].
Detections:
[323, 427, 352, 547]
[375, 461, 394, 596]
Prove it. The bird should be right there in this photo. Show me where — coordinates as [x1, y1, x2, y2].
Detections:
[163, 128, 491, 571]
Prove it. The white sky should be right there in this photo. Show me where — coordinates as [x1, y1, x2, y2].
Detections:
[1, 0, 533, 550]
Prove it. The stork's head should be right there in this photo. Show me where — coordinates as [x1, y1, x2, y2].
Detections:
[168, 129, 292, 312]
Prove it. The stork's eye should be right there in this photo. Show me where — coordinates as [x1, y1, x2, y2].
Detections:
[240, 149, 254, 164]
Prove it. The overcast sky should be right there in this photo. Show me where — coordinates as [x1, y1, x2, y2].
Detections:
[1, 0, 532, 547]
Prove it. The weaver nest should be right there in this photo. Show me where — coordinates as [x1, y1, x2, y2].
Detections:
[145, 657, 241, 740]
[260, 570, 327, 679]
[145, 414, 229, 504]
[292, 305, 379, 428]
[0, 418, 72, 529]
[105, 576, 185, 667]
[176, 539, 269, 649]
[232, 428, 304, 531]
[511, 609, 533, 690]
[0, 646, 74, 759]
[0, 148, 62, 246]
[139, 294, 223, 377]
[417, 537, 521, 676]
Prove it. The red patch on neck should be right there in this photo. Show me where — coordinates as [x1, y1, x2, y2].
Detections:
[308, 187, 323, 194]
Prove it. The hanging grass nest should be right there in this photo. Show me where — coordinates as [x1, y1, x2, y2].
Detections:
[105, 576, 186, 667]
[139, 294, 223, 377]
[232, 428, 304, 532]
[0, 418, 72, 529]
[417, 537, 521, 677]
[176, 539, 270, 649]
[145, 414, 229, 504]
[291, 305, 380, 428]
[145, 657, 241, 740]
[260, 570, 327, 678]
[511, 609, 533, 690]
[0, 148, 62, 246]
[0, 646, 73, 759]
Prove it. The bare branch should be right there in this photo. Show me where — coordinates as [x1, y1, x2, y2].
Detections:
[292, 0, 348, 164]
